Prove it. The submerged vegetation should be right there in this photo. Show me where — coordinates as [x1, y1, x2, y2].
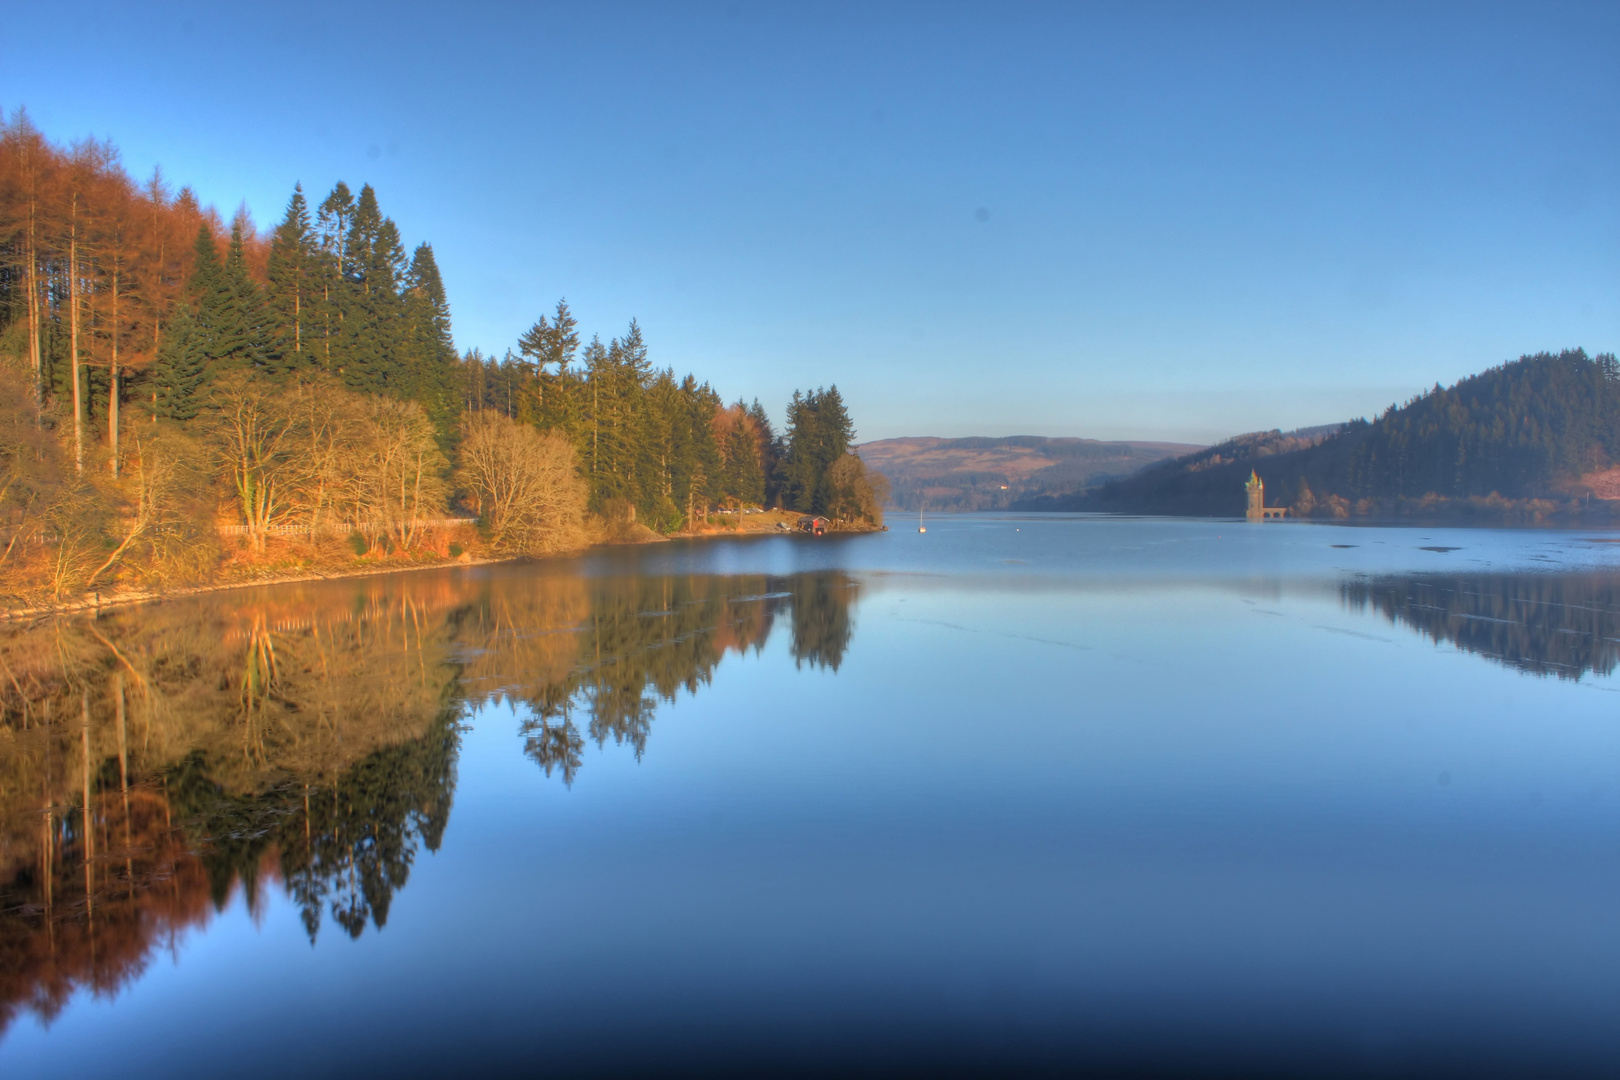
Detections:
[0, 112, 884, 611]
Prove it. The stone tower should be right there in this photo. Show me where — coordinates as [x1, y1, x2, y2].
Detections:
[1245, 470, 1264, 521]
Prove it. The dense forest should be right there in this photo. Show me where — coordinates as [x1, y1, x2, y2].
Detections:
[0, 112, 884, 608]
[1078, 350, 1620, 519]
[0, 564, 860, 1030]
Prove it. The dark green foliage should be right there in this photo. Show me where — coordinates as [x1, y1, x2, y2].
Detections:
[1089, 350, 1620, 516]
[313, 182, 354, 373]
[581, 324, 653, 511]
[186, 225, 242, 373]
[150, 301, 207, 420]
[722, 402, 767, 506]
[338, 185, 406, 394]
[400, 243, 459, 435]
[748, 399, 782, 506]
[143, 179, 869, 535]
[782, 385, 854, 512]
[516, 299, 581, 435]
[266, 184, 319, 371]
[1348, 350, 1620, 498]
[184, 221, 270, 377]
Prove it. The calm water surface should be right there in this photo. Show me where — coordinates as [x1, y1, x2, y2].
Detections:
[4, 515, 1620, 1076]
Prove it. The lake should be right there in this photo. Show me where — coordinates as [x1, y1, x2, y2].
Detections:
[4, 514, 1620, 1077]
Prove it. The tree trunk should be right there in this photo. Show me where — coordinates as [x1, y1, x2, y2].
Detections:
[26, 188, 42, 411]
[151, 182, 163, 424]
[71, 193, 83, 473]
[110, 263, 121, 478]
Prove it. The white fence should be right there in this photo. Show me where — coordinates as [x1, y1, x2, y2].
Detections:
[217, 518, 478, 537]
[2, 517, 481, 545]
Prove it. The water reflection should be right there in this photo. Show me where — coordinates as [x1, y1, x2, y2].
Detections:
[1343, 572, 1620, 679]
[0, 566, 859, 1034]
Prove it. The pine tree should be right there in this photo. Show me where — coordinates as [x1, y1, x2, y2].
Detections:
[340, 184, 405, 393]
[150, 301, 206, 420]
[746, 398, 782, 506]
[516, 298, 581, 435]
[266, 184, 318, 370]
[682, 376, 723, 523]
[314, 182, 354, 373]
[586, 329, 647, 509]
[225, 215, 271, 367]
[401, 242, 459, 432]
[719, 401, 766, 506]
[188, 223, 248, 376]
[783, 386, 855, 512]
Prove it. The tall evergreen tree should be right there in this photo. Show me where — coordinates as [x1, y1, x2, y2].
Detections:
[225, 216, 271, 367]
[747, 398, 782, 506]
[586, 329, 647, 509]
[150, 301, 206, 420]
[783, 385, 855, 512]
[516, 298, 581, 435]
[266, 184, 319, 370]
[401, 242, 458, 431]
[314, 182, 355, 372]
[188, 224, 249, 376]
[340, 184, 405, 393]
[681, 376, 723, 522]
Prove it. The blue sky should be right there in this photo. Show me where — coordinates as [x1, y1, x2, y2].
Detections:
[5, 1, 1616, 443]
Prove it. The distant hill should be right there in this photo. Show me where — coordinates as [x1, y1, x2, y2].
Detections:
[1068, 350, 1620, 520]
[856, 436, 1202, 512]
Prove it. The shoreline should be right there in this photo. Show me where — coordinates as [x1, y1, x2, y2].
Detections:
[1, 515, 887, 623]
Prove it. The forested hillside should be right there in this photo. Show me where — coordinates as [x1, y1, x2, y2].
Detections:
[0, 113, 883, 609]
[858, 436, 1199, 512]
[1083, 350, 1620, 519]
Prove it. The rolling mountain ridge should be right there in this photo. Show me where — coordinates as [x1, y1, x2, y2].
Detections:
[856, 436, 1202, 512]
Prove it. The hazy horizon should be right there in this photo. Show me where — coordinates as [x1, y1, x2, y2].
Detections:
[5, 0, 1614, 444]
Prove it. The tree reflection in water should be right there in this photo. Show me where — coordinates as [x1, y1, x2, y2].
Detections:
[1343, 572, 1620, 679]
[0, 566, 858, 1034]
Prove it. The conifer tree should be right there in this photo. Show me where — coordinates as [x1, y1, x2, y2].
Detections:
[266, 184, 318, 370]
[187, 224, 249, 376]
[225, 216, 271, 366]
[314, 182, 355, 372]
[746, 398, 781, 505]
[682, 376, 723, 522]
[401, 242, 459, 432]
[340, 185, 405, 393]
[586, 329, 646, 508]
[720, 402, 766, 506]
[150, 301, 206, 420]
[516, 299, 581, 434]
[783, 385, 855, 512]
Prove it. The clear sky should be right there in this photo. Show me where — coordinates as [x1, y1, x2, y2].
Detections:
[5, 1, 1616, 443]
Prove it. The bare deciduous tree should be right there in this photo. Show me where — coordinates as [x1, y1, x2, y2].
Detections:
[823, 452, 888, 526]
[208, 372, 307, 551]
[457, 412, 586, 553]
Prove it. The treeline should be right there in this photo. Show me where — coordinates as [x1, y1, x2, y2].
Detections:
[0, 112, 883, 606]
[1084, 350, 1620, 519]
[459, 325, 884, 529]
